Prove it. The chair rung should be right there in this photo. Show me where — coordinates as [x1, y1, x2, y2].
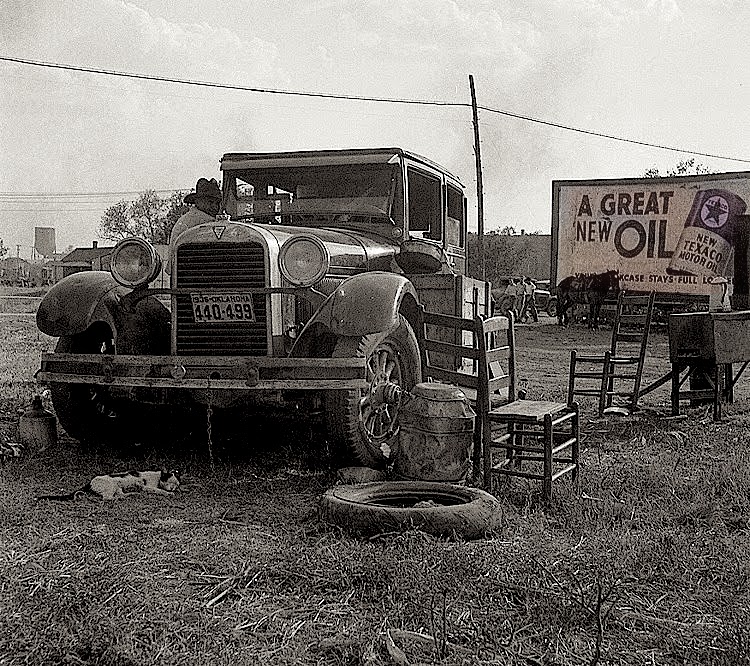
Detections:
[570, 389, 602, 396]
[573, 371, 606, 378]
[492, 468, 545, 481]
[500, 429, 544, 438]
[676, 390, 715, 400]
[615, 333, 645, 342]
[490, 442, 544, 453]
[573, 355, 606, 363]
[512, 454, 545, 462]
[490, 432, 511, 445]
[551, 464, 578, 481]
[551, 411, 576, 427]
[552, 437, 576, 455]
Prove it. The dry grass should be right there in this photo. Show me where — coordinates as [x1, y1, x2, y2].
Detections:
[1, 317, 749, 665]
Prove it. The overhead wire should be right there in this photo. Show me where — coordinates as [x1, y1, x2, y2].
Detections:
[1, 54, 748, 165]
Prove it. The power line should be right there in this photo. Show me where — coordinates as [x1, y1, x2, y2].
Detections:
[0, 55, 462, 107]
[0, 189, 183, 197]
[2, 55, 749, 164]
[478, 107, 750, 163]
[3, 55, 750, 164]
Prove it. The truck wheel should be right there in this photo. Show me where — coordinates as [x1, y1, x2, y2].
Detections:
[320, 481, 502, 539]
[325, 315, 422, 469]
[50, 331, 140, 449]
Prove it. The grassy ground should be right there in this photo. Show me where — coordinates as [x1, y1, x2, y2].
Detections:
[1, 316, 749, 665]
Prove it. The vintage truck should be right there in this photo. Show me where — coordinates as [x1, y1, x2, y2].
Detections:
[36, 148, 490, 467]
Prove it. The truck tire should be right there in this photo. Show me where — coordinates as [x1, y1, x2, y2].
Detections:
[320, 481, 502, 539]
[50, 331, 148, 450]
[325, 315, 422, 469]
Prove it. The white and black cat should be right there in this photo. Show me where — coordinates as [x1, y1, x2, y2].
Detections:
[37, 469, 181, 501]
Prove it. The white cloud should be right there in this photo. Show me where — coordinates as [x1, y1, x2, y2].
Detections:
[2, 0, 750, 253]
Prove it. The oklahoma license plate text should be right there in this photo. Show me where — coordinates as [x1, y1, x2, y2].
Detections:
[190, 293, 255, 323]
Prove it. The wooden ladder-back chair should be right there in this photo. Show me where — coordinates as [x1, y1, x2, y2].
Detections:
[568, 290, 656, 415]
[419, 308, 580, 501]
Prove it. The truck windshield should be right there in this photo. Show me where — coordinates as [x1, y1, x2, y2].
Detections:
[226, 164, 396, 222]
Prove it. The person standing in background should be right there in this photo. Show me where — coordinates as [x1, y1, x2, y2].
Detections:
[503, 278, 519, 318]
[522, 276, 539, 322]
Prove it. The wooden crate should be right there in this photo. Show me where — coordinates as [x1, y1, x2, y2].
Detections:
[411, 274, 491, 372]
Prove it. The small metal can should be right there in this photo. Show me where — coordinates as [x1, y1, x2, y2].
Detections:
[18, 396, 57, 455]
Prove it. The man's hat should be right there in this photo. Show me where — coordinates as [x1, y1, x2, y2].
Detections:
[184, 178, 221, 204]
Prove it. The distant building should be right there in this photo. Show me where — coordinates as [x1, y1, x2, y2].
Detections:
[0, 257, 32, 285]
[46, 241, 171, 286]
[49, 241, 115, 282]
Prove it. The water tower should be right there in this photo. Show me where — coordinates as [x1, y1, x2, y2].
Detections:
[34, 227, 56, 258]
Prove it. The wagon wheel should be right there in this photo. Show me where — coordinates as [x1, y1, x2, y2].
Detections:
[324, 315, 422, 468]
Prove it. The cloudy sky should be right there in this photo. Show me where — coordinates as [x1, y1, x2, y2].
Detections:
[2, 0, 750, 257]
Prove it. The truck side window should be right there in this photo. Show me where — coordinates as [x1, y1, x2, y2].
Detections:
[446, 184, 464, 247]
[407, 168, 442, 241]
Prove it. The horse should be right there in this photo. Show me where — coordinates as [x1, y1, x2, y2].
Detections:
[556, 270, 620, 329]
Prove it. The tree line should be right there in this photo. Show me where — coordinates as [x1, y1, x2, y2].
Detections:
[98, 190, 189, 244]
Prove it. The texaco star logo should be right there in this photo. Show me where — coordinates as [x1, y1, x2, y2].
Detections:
[701, 195, 729, 229]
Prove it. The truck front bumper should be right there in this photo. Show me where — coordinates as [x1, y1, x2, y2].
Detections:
[37, 353, 368, 390]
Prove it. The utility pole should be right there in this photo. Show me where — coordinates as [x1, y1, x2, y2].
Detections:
[469, 74, 485, 282]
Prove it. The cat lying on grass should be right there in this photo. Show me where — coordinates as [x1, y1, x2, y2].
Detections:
[37, 469, 181, 501]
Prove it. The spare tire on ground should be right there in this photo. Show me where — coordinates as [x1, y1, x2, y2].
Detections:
[319, 481, 502, 540]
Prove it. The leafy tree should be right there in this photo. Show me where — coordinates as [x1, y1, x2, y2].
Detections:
[467, 229, 534, 286]
[643, 158, 714, 178]
[0, 239, 7, 260]
[98, 190, 188, 244]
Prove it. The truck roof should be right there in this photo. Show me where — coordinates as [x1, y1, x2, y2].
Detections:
[219, 147, 463, 186]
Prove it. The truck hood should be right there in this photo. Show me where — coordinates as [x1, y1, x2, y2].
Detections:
[172, 220, 400, 272]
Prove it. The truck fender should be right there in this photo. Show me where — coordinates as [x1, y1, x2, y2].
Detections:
[292, 272, 421, 354]
[37, 272, 126, 338]
[37, 271, 170, 354]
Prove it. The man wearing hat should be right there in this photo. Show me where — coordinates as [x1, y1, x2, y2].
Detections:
[168, 178, 223, 246]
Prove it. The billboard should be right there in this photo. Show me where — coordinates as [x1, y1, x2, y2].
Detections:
[552, 171, 750, 296]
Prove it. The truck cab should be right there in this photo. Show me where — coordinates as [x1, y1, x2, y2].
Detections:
[37, 148, 487, 468]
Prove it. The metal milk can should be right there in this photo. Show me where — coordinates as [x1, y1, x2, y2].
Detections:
[18, 395, 57, 454]
[393, 382, 476, 483]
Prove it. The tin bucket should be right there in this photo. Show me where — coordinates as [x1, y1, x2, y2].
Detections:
[18, 396, 57, 455]
[393, 382, 476, 483]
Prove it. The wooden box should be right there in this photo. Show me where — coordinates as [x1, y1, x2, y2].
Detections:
[668, 310, 750, 364]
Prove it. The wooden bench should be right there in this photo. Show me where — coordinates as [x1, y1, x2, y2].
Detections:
[419, 308, 580, 501]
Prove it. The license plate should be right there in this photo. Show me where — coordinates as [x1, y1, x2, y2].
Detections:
[190, 293, 256, 323]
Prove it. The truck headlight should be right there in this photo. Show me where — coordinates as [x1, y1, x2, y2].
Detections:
[111, 237, 162, 288]
[279, 236, 329, 286]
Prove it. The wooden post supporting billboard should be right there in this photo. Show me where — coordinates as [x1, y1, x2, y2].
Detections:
[733, 215, 750, 310]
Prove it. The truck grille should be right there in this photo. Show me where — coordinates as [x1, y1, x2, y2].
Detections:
[175, 243, 268, 356]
